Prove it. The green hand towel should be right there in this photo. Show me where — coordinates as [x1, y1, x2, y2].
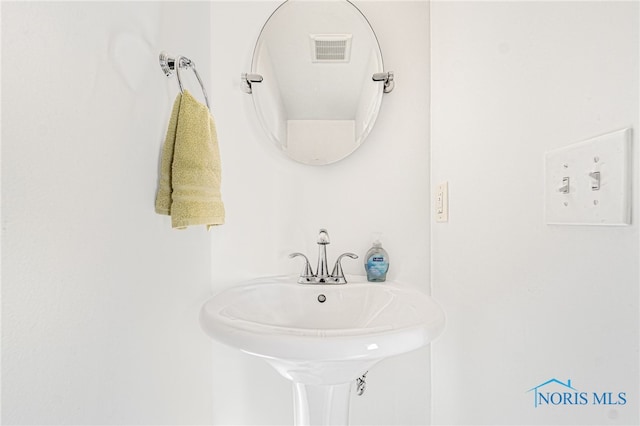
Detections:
[155, 94, 181, 216]
[155, 91, 225, 229]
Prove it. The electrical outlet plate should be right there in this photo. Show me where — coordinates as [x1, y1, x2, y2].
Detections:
[544, 128, 631, 226]
[436, 182, 448, 222]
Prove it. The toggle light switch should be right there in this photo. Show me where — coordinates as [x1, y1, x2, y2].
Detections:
[589, 171, 601, 191]
[558, 177, 570, 194]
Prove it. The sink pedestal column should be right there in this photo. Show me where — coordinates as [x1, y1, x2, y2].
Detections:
[292, 382, 351, 426]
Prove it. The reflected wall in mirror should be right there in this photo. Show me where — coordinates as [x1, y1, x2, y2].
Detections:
[245, 0, 391, 165]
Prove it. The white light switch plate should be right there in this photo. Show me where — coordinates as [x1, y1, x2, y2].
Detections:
[545, 128, 631, 226]
[436, 182, 448, 222]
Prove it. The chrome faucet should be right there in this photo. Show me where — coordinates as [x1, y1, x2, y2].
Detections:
[289, 229, 358, 284]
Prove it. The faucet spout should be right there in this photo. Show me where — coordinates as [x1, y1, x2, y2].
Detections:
[316, 229, 330, 282]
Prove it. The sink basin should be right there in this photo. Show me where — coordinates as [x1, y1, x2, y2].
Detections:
[199, 275, 445, 425]
[200, 275, 444, 373]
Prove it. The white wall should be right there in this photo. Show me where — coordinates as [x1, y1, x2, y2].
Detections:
[209, 1, 431, 424]
[2, 2, 214, 424]
[431, 2, 639, 425]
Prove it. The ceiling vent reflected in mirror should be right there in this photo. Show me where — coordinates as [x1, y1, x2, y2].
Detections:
[310, 34, 352, 62]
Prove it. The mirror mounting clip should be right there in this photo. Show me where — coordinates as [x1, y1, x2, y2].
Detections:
[372, 71, 395, 93]
[241, 73, 264, 94]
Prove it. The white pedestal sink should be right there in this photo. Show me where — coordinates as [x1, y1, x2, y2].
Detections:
[199, 276, 445, 425]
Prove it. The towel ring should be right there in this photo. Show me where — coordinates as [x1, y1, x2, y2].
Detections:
[159, 52, 210, 111]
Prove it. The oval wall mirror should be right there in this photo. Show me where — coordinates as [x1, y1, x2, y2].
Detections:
[243, 0, 393, 165]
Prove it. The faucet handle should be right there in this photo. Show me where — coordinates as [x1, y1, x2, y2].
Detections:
[289, 252, 315, 284]
[330, 253, 358, 284]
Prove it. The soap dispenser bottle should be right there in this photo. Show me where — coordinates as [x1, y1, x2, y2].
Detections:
[364, 234, 389, 282]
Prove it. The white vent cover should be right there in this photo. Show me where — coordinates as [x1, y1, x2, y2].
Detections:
[310, 34, 352, 62]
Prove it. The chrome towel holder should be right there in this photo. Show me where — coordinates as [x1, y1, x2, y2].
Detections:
[159, 51, 210, 110]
